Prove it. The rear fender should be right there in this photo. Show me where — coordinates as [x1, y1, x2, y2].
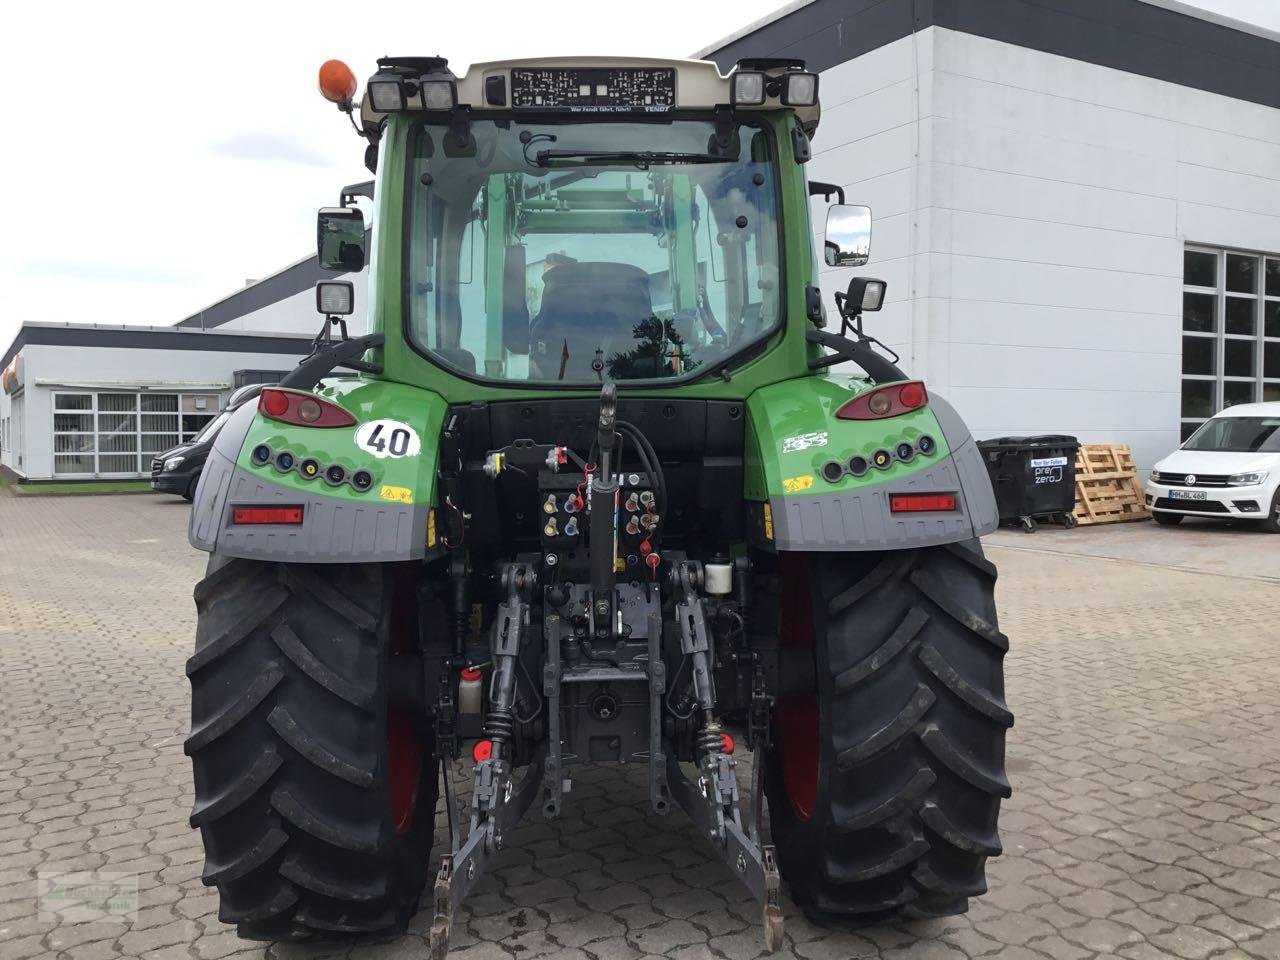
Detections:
[189, 379, 448, 563]
[745, 375, 997, 551]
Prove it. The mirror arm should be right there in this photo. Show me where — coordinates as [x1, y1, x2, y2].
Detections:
[808, 180, 845, 205]
[341, 180, 375, 207]
[805, 329, 907, 383]
[279, 333, 385, 391]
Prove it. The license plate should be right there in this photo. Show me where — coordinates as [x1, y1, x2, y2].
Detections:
[1170, 489, 1207, 501]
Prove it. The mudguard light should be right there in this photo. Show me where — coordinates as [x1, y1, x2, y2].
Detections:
[258, 388, 357, 428]
[889, 493, 957, 513]
[836, 381, 928, 420]
[232, 506, 304, 525]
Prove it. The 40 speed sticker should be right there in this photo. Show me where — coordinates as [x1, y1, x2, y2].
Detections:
[355, 420, 421, 459]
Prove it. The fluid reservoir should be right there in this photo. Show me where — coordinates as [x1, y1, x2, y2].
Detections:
[704, 558, 733, 596]
[459, 665, 484, 718]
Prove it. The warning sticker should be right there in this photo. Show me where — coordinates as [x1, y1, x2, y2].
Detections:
[379, 484, 414, 504]
[782, 475, 816, 493]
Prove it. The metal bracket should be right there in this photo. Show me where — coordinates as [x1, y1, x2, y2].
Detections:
[665, 752, 783, 952]
[647, 610, 670, 815]
[541, 613, 564, 818]
[429, 751, 546, 958]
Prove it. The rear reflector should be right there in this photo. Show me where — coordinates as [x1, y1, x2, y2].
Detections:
[232, 506, 304, 525]
[889, 493, 957, 513]
[837, 381, 929, 420]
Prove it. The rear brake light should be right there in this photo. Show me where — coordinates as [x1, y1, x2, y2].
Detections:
[889, 493, 956, 513]
[837, 381, 928, 420]
[232, 506, 304, 525]
[258, 388, 356, 428]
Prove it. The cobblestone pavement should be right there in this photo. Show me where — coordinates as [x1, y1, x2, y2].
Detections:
[2, 494, 1279, 960]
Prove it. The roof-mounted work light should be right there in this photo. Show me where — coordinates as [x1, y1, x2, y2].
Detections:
[731, 71, 766, 105]
[420, 80, 457, 110]
[367, 74, 408, 112]
[782, 71, 819, 106]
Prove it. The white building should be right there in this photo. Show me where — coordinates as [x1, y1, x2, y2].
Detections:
[701, 0, 1280, 470]
[6, 0, 1278, 480]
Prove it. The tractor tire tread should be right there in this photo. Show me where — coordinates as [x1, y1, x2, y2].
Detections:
[188, 558, 436, 940]
[767, 542, 1010, 925]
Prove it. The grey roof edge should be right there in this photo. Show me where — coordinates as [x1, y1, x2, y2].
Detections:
[692, 0, 820, 59]
[173, 227, 371, 332]
[1137, 0, 1280, 44]
[696, 0, 1280, 112]
[2, 323, 313, 371]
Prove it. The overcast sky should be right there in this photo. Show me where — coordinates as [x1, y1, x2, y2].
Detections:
[2, 0, 1277, 351]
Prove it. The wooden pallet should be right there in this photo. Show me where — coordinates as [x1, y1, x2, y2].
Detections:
[1073, 443, 1151, 526]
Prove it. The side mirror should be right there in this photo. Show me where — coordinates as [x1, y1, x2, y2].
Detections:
[317, 207, 366, 271]
[824, 204, 872, 267]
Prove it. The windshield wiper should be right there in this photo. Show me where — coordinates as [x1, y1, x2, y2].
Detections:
[534, 149, 733, 169]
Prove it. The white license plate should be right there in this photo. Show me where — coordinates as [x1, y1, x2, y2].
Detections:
[1170, 489, 1207, 501]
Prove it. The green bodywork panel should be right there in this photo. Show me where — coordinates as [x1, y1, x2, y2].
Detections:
[235, 378, 447, 506]
[745, 375, 951, 500]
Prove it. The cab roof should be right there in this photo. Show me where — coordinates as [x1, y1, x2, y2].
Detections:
[358, 56, 821, 135]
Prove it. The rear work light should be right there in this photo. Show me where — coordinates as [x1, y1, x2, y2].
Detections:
[889, 493, 957, 513]
[258, 388, 356, 428]
[837, 381, 928, 420]
[232, 506, 304, 525]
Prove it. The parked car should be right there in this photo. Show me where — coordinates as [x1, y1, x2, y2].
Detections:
[1146, 401, 1280, 532]
[150, 384, 267, 501]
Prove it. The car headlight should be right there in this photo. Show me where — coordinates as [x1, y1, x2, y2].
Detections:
[1228, 471, 1268, 486]
[164, 456, 185, 472]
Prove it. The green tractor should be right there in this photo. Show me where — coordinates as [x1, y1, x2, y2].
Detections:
[185, 54, 1011, 954]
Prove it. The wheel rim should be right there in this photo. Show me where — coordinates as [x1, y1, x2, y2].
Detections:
[776, 553, 820, 822]
[387, 565, 425, 834]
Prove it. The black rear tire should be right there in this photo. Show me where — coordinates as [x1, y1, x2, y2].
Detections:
[186, 557, 438, 940]
[766, 542, 1012, 922]
[1153, 511, 1184, 526]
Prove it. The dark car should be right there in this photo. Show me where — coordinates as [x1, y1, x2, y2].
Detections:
[151, 384, 267, 500]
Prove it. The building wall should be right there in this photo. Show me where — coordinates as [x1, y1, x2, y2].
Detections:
[807, 25, 1280, 471]
[0, 342, 308, 480]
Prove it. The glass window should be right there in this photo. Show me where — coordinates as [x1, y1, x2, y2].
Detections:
[1181, 380, 1214, 420]
[1266, 301, 1280, 338]
[1183, 293, 1215, 332]
[1181, 337, 1214, 376]
[1184, 250, 1217, 288]
[1226, 253, 1258, 293]
[1223, 380, 1256, 408]
[406, 118, 782, 384]
[1224, 339, 1255, 378]
[1183, 246, 1279, 435]
[1183, 417, 1280, 453]
[1265, 383, 1280, 402]
[142, 394, 178, 412]
[1224, 297, 1256, 336]
[54, 394, 92, 411]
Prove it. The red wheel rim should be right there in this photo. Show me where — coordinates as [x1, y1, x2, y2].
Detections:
[776, 553, 820, 821]
[387, 565, 424, 834]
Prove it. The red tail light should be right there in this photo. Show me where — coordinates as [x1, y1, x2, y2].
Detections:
[889, 493, 957, 513]
[837, 381, 928, 420]
[232, 506, 305, 525]
[258, 388, 356, 428]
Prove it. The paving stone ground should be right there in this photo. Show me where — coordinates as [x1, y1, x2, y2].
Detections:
[1, 493, 1279, 960]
